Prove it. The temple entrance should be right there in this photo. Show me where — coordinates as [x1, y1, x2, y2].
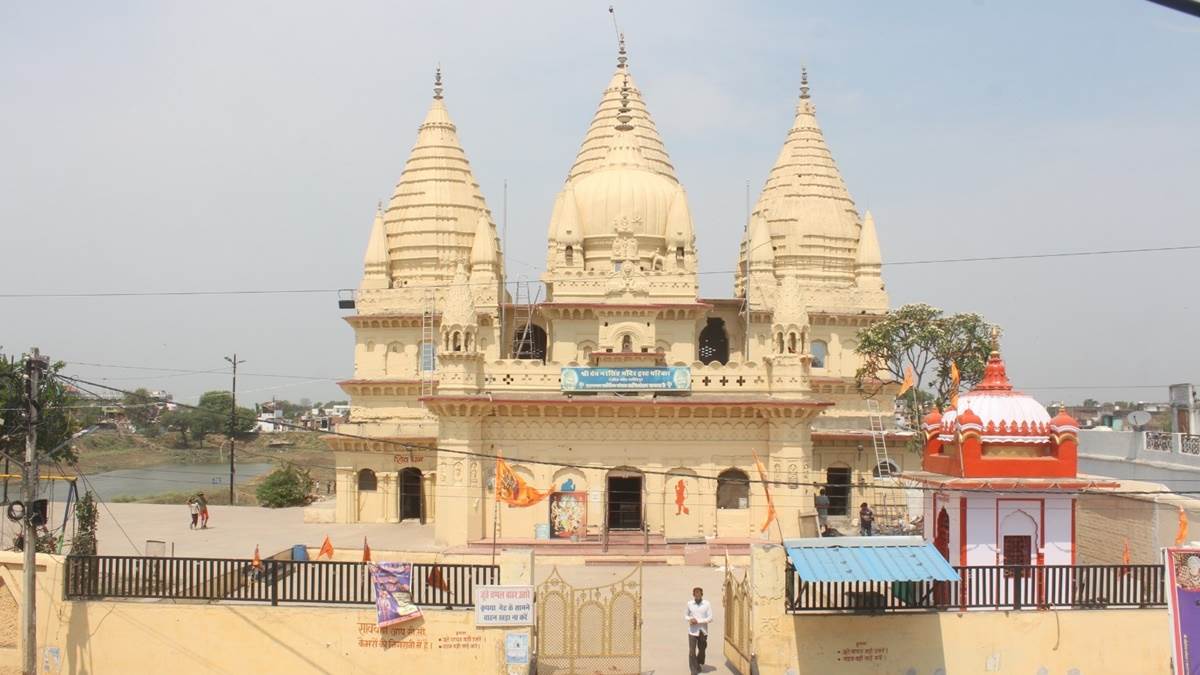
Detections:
[399, 467, 424, 523]
[607, 473, 643, 530]
[825, 466, 851, 516]
[934, 508, 951, 561]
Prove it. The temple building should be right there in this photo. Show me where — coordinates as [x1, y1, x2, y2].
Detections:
[909, 335, 1118, 568]
[328, 44, 904, 548]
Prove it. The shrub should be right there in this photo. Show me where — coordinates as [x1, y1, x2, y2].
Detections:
[255, 465, 312, 508]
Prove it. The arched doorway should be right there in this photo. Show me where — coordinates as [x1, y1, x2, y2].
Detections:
[399, 467, 424, 523]
[934, 507, 951, 561]
[825, 466, 851, 516]
[607, 469, 643, 530]
[698, 318, 729, 365]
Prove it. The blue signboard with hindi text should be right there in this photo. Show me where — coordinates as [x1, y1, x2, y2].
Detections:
[560, 366, 691, 392]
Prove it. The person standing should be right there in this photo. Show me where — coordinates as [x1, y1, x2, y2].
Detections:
[814, 489, 830, 532]
[685, 586, 712, 674]
[187, 497, 200, 530]
[859, 502, 875, 536]
[197, 492, 210, 529]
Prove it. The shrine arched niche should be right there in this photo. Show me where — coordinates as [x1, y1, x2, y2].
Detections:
[663, 467, 701, 540]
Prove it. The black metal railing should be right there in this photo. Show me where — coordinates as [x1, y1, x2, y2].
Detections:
[64, 555, 498, 608]
[785, 563, 1166, 613]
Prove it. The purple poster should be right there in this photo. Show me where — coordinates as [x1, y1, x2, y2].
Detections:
[1167, 548, 1200, 674]
[371, 562, 422, 628]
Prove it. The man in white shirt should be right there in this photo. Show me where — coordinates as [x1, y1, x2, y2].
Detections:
[685, 586, 712, 673]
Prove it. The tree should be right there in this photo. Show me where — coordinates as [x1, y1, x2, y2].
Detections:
[122, 388, 159, 433]
[73, 491, 99, 555]
[158, 409, 194, 448]
[1083, 398, 1100, 407]
[256, 465, 313, 508]
[854, 304, 997, 411]
[0, 352, 85, 464]
[192, 391, 256, 438]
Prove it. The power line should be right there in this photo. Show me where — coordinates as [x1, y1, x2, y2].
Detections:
[2, 243, 1198, 300]
[53, 373, 1200, 499]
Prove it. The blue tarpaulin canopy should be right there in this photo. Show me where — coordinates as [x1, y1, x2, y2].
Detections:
[784, 536, 958, 582]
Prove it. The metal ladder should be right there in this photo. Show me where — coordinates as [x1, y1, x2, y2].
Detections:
[867, 399, 906, 533]
[419, 291, 436, 396]
[509, 279, 542, 360]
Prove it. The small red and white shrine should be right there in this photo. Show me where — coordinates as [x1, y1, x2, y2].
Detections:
[906, 338, 1117, 567]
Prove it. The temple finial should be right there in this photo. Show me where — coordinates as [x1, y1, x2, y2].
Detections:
[990, 325, 1002, 354]
[433, 65, 443, 100]
[618, 32, 627, 68]
[800, 67, 810, 100]
[615, 73, 634, 131]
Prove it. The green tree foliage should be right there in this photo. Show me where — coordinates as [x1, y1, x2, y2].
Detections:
[73, 491, 99, 555]
[854, 304, 997, 411]
[158, 409, 195, 448]
[0, 352, 85, 463]
[192, 391, 256, 438]
[255, 465, 313, 508]
[121, 388, 159, 433]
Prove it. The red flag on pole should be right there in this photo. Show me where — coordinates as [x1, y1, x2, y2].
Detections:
[897, 365, 915, 397]
[363, 537, 372, 563]
[1120, 539, 1131, 577]
[251, 545, 262, 570]
[426, 564, 450, 593]
[317, 535, 334, 561]
[1176, 507, 1189, 547]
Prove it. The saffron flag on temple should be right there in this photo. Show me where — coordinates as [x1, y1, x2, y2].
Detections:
[1120, 539, 1132, 577]
[317, 536, 334, 561]
[1178, 508, 1190, 547]
[495, 453, 547, 507]
[949, 362, 961, 408]
[897, 365, 915, 397]
[363, 537, 372, 563]
[370, 562, 422, 627]
[751, 449, 777, 534]
[251, 545, 262, 570]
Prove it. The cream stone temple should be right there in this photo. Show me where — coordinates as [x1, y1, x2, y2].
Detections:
[329, 46, 900, 548]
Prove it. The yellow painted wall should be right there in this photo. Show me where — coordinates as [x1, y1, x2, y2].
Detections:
[741, 544, 1171, 675]
[0, 551, 533, 675]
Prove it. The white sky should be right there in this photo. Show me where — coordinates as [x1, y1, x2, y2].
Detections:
[2, 1, 1197, 405]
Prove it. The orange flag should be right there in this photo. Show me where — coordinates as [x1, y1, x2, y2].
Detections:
[1120, 539, 1131, 577]
[426, 564, 450, 593]
[495, 454, 547, 507]
[1177, 507, 1189, 546]
[317, 535, 334, 561]
[949, 362, 961, 408]
[751, 449, 777, 534]
[897, 365, 915, 397]
[251, 545, 262, 569]
[362, 537, 372, 563]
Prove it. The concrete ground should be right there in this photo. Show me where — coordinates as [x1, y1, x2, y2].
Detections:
[43, 501, 741, 674]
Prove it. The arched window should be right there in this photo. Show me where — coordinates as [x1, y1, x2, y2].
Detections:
[811, 340, 828, 368]
[513, 324, 548, 362]
[698, 318, 729, 365]
[716, 468, 750, 509]
[775, 332, 784, 354]
[452, 331, 462, 352]
[357, 468, 378, 491]
[787, 332, 797, 354]
[872, 460, 898, 478]
[676, 246, 685, 264]
[621, 334, 634, 352]
[565, 246, 574, 266]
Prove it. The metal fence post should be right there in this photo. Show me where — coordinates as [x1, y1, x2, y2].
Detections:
[270, 561, 279, 606]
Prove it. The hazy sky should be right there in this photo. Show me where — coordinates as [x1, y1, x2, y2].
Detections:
[2, 1, 1197, 406]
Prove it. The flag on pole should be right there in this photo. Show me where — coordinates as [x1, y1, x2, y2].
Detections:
[897, 365, 916, 397]
[495, 453, 548, 507]
[949, 362, 961, 408]
[1177, 507, 1189, 546]
[317, 535, 335, 561]
[251, 545, 262, 570]
[1120, 539, 1132, 577]
[751, 449, 777, 534]
[363, 537, 372, 563]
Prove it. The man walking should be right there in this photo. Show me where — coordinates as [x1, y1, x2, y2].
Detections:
[685, 586, 712, 674]
[814, 489, 830, 532]
[859, 502, 875, 536]
[197, 492, 210, 529]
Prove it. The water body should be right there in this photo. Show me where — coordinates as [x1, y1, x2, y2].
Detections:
[52, 462, 275, 500]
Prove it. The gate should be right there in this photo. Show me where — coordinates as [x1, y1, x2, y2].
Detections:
[536, 565, 642, 674]
[723, 566, 751, 675]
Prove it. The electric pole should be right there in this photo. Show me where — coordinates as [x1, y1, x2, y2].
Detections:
[224, 354, 245, 505]
[23, 348, 46, 675]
